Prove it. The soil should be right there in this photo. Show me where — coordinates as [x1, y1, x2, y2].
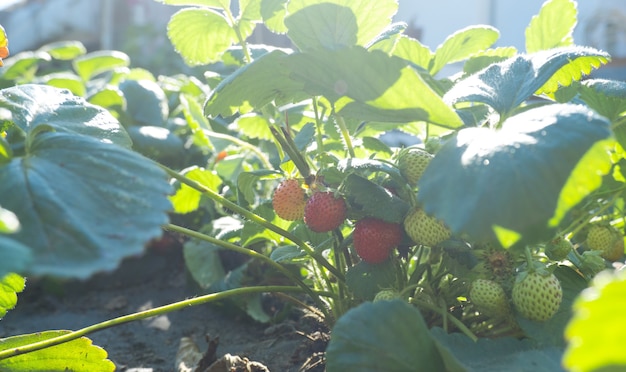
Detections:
[0, 242, 328, 371]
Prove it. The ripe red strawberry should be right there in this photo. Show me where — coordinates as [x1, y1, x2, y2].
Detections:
[353, 218, 403, 264]
[272, 179, 306, 221]
[512, 270, 562, 322]
[304, 191, 346, 233]
[403, 207, 451, 247]
[397, 147, 433, 186]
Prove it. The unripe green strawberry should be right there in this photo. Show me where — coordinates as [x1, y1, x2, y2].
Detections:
[353, 218, 403, 264]
[470, 279, 511, 319]
[512, 271, 562, 322]
[397, 147, 433, 186]
[545, 237, 573, 261]
[404, 207, 451, 247]
[272, 179, 306, 221]
[587, 225, 625, 262]
[373, 289, 401, 302]
[304, 191, 347, 233]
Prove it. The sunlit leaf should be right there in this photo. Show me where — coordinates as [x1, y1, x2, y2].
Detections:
[38, 72, 86, 97]
[261, 0, 288, 33]
[525, 0, 576, 53]
[431, 25, 499, 75]
[167, 8, 237, 66]
[0, 51, 51, 80]
[564, 270, 626, 372]
[579, 79, 626, 122]
[285, 3, 358, 51]
[38, 40, 86, 60]
[0, 331, 115, 371]
[170, 166, 223, 214]
[159, 0, 229, 7]
[72, 50, 130, 81]
[0, 273, 25, 319]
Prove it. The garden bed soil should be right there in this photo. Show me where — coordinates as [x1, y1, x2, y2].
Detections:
[0, 242, 327, 371]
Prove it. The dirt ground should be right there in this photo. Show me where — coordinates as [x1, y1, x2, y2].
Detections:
[0, 244, 327, 371]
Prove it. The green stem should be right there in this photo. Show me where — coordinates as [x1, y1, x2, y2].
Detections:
[223, 6, 252, 64]
[334, 115, 355, 158]
[312, 98, 326, 158]
[161, 165, 344, 282]
[0, 286, 305, 360]
[412, 299, 478, 342]
[165, 223, 331, 321]
[203, 129, 272, 169]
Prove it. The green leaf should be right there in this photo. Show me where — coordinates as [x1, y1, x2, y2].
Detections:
[205, 50, 306, 117]
[326, 300, 447, 371]
[0, 331, 115, 371]
[463, 47, 517, 75]
[87, 87, 126, 111]
[445, 47, 609, 117]
[343, 174, 409, 224]
[564, 269, 626, 372]
[38, 40, 86, 60]
[239, 0, 262, 21]
[1, 132, 172, 278]
[0, 51, 51, 80]
[0, 136, 11, 165]
[286, 0, 397, 48]
[0, 237, 32, 279]
[170, 166, 223, 214]
[237, 169, 280, 205]
[431, 25, 500, 75]
[345, 260, 398, 301]
[525, 0, 576, 53]
[119, 79, 169, 126]
[179, 94, 213, 149]
[418, 104, 612, 246]
[270, 245, 307, 263]
[72, 50, 130, 81]
[167, 8, 237, 66]
[287, 47, 463, 127]
[579, 79, 626, 122]
[126, 126, 184, 164]
[0, 84, 131, 147]
[430, 328, 563, 372]
[0, 273, 25, 319]
[384, 35, 433, 70]
[261, 0, 288, 33]
[235, 113, 273, 140]
[184, 235, 226, 289]
[0, 207, 19, 234]
[38, 72, 86, 97]
[285, 3, 358, 51]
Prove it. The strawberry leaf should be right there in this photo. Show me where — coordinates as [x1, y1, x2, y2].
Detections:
[326, 300, 447, 370]
[72, 50, 130, 81]
[579, 79, 626, 122]
[0, 237, 31, 280]
[444, 47, 609, 118]
[564, 269, 626, 371]
[0, 331, 115, 371]
[431, 328, 563, 371]
[343, 174, 409, 224]
[0, 273, 25, 319]
[525, 0, 576, 53]
[431, 25, 500, 75]
[418, 104, 612, 246]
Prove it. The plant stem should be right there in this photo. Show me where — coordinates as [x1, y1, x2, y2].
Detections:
[0, 286, 305, 360]
[165, 223, 329, 315]
[334, 114, 355, 158]
[202, 129, 272, 169]
[223, 5, 252, 64]
[411, 299, 478, 342]
[312, 98, 326, 158]
[161, 165, 344, 281]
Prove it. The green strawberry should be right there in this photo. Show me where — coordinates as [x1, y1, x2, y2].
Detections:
[470, 279, 511, 319]
[512, 271, 562, 322]
[353, 218, 403, 264]
[587, 225, 625, 262]
[272, 179, 306, 221]
[545, 236, 573, 261]
[397, 147, 433, 186]
[304, 191, 347, 233]
[373, 289, 401, 302]
[404, 207, 451, 247]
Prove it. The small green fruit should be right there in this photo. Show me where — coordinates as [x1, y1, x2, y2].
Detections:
[373, 290, 401, 302]
[404, 207, 451, 247]
[397, 147, 433, 186]
[512, 271, 562, 322]
[545, 237, 573, 261]
[470, 279, 511, 319]
[587, 225, 625, 262]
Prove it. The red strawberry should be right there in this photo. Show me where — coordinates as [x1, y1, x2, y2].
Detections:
[272, 179, 306, 221]
[304, 191, 346, 233]
[353, 218, 403, 263]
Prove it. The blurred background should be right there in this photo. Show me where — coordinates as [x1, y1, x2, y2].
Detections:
[0, 0, 625, 78]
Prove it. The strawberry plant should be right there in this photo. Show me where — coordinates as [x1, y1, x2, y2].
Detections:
[1, 0, 626, 370]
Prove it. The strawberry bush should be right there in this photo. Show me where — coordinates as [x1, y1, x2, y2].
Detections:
[1, 0, 626, 370]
